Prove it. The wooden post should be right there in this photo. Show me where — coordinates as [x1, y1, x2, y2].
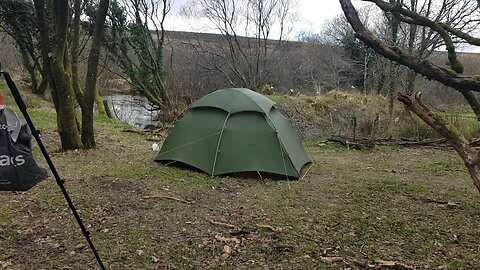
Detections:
[352, 116, 357, 142]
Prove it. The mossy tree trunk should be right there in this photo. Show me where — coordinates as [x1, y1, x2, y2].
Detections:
[33, 0, 110, 150]
[81, 0, 109, 149]
[33, 0, 81, 150]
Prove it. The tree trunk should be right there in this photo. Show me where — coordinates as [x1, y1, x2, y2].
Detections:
[33, 0, 82, 150]
[376, 73, 386, 95]
[82, 0, 110, 149]
[398, 92, 480, 193]
[406, 69, 417, 95]
[36, 76, 49, 95]
[50, 60, 82, 149]
[71, 0, 84, 104]
[32, 0, 51, 86]
[95, 91, 109, 116]
[102, 99, 113, 118]
[387, 63, 396, 117]
[21, 51, 39, 93]
[460, 91, 480, 121]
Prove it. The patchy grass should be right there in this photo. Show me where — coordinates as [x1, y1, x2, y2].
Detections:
[0, 104, 480, 269]
[271, 92, 480, 141]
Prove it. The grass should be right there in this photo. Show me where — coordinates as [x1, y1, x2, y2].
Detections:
[0, 103, 480, 269]
[272, 92, 480, 141]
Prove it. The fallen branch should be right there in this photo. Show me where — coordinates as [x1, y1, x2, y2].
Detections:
[123, 129, 151, 134]
[326, 136, 450, 149]
[320, 256, 343, 263]
[209, 220, 237, 229]
[326, 136, 375, 150]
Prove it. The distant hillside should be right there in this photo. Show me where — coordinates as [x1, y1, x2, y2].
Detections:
[164, 30, 303, 46]
[2, 28, 480, 108]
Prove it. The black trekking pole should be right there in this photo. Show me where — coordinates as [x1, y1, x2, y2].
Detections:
[0, 70, 106, 270]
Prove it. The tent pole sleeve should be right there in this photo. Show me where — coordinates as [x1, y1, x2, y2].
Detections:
[211, 113, 230, 175]
[0, 71, 106, 270]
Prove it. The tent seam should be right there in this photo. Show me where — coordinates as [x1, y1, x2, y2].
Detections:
[265, 109, 311, 174]
[191, 89, 274, 114]
[240, 92, 274, 114]
[264, 113, 296, 179]
[156, 131, 222, 157]
[211, 112, 230, 176]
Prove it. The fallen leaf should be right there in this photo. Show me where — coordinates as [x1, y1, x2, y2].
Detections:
[75, 243, 86, 250]
[214, 234, 241, 244]
[222, 245, 232, 258]
[202, 238, 211, 246]
[151, 255, 160, 263]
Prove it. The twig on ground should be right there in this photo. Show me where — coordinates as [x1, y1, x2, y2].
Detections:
[209, 220, 237, 229]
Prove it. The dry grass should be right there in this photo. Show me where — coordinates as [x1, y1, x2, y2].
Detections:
[1, 86, 480, 269]
[272, 92, 480, 141]
[0, 105, 479, 269]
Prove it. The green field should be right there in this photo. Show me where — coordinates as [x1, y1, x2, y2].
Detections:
[0, 102, 479, 269]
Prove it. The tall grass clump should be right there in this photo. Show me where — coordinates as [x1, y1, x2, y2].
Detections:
[272, 91, 480, 141]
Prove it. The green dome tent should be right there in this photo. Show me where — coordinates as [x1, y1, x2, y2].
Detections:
[155, 88, 311, 179]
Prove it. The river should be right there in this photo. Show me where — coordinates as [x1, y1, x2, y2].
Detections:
[104, 95, 155, 129]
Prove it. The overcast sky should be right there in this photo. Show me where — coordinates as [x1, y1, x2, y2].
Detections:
[164, 0, 479, 51]
[164, 0, 351, 38]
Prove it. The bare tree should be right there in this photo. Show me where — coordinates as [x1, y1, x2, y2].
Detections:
[322, 8, 383, 94]
[387, 0, 479, 94]
[105, 0, 173, 111]
[339, 0, 480, 194]
[182, 0, 298, 90]
[296, 33, 352, 92]
[0, 0, 48, 95]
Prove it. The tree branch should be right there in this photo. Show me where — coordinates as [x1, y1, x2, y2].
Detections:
[397, 92, 480, 193]
[364, 0, 463, 73]
[339, 0, 480, 118]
